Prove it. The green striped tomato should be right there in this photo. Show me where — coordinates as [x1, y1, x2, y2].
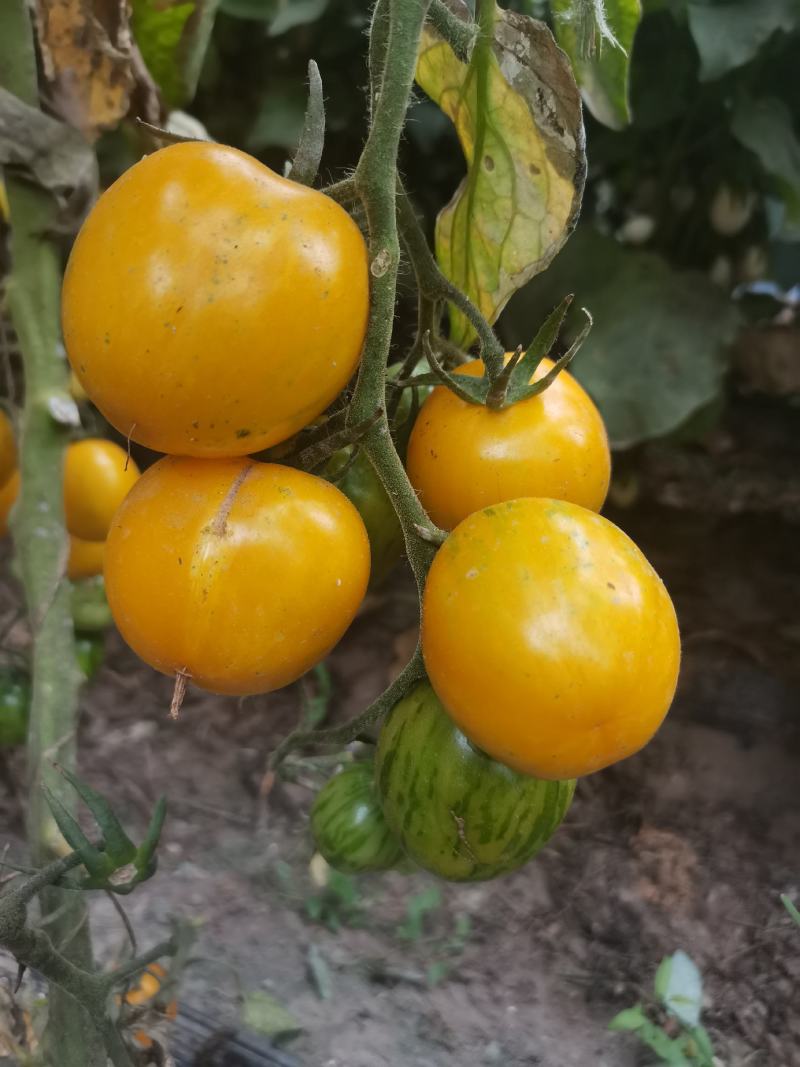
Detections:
[311, 761, 403, 874]
[375, 682, 575, 882]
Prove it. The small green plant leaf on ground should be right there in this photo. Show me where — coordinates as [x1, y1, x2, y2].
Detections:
[397, 886, 442, 941]
[552, 0, 642, 129]
[306, 943, 333, 1000]
[416, 0, 585, 347]
[241, 991, 302, 1041]
[731, 97, 800, 241]
[501, 226, 739, 448]
[654, 950, 703, 1028]
[782, 894, 800, 927]
[686, 0, 798, 82]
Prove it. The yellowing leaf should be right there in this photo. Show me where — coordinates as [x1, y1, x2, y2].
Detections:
[416, 2, 584, 348]
[33, 0, 138, 140]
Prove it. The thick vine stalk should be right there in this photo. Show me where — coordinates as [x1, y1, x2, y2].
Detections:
[0, 3, 101, 1065]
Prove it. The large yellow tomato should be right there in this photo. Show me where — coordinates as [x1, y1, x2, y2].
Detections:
[104, 457, 370, 695]
[64, 439, 140, 542]
[0, 469, 19, 537]
[0, 411, 16, 489]
[62, 142, 369, 457]
[67, 536, 105, 580]
[422, 498, 680, 779]
[407, 358, 611, 530]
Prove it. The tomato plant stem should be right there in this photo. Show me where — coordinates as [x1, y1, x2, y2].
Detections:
[0, 3, 104, 1064]
[351, 0, 441, 591]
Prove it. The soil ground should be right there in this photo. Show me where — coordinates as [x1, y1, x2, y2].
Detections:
[1, 399, 799, 1067]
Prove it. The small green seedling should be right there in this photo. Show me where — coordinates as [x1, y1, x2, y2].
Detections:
[609, 950, 716, 1066]
[304, 869, 363, 932]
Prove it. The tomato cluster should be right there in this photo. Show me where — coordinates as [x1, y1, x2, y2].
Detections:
[63, 142, 372, 697]
[61, 141, 679, 883]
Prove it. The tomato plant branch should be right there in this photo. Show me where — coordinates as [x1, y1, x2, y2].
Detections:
[0, 850, 177, 1067]
[396, 186, 505, 374]
[0, 3, 101, 1064]
[351, 0, 442, 593]
[271, 0, 449, 774]
[428, 0, 478, 61]
[268, 647, 426, 768]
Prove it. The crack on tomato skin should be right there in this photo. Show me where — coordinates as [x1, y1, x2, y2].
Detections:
[450, 808, 478, 865]
[208, 464, 254, 538]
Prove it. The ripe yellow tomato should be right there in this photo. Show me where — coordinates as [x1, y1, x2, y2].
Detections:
[422, 498, 680, 779]
[407, 357, 611, 530]
[0, 469, 19, 537]
[105, 457, 370, 695]
[64, 439, 140, 542]
[62, 142, 369, 457]
[0, 411, 16, 490]
[67, 536, 105, 580]
[121, 962, 177, 1050]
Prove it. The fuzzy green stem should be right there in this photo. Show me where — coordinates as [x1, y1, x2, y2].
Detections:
[351, 0, 441, 592]
[396, 186, 505, 370]
[428, 0, 478, 61]
[0, 3, 99, 1064]
[269, 648, 425, 767]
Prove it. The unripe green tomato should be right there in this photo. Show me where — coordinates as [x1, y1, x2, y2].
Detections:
[325, 449, 405, 588]
[311, 761, 404, 874]
[0, 667, 30, 746]
[323, 362, 429, 588]
[75, 633, 105, 680]
[375, 682, 575, 882]
[70, 575, 113, 633]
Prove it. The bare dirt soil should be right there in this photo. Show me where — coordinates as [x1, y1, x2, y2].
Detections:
[1, 400, 799, 1067]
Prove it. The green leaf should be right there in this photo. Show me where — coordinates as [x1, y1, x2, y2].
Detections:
[552, 0, 642, 129]
[686, 0, 798, 82]
[43, 787, 108, 879]
[59, 767, 136, 866]
[656, 950, 703, 1028]
[306, 943, 333, 1000]
[426, 960, 450, 987]
[300, 662, 333, 730]
[782, 893, 800, 927]
[241, 991, 302, 1039]
[502, 226, 739, 447]
[219, 0, 277, 19]
[416, 1, 585, 347]
[731, 97, 800, 241]
[132, 0, 197, 108]
[608, 1005, 647, 1031]
[246, 80, 308, 152]
[269, 0, 329, 36]
[398, 886, 442, 941]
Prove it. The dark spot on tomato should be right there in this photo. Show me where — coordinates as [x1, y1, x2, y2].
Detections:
[607, 582, 616, 590]
[235, 428, 251, 438]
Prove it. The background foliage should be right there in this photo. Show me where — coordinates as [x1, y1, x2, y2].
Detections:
[124, 0, 800, 449]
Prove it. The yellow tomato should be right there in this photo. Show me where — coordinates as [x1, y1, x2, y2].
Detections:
[105, 457, 370, 695]
[121, 962, 178, 1050]
[0, 411, 17, 490]
[407, 358, 611, 530]
[62, 142, 369, 457]
[0, 469, 19, 537]
[422, 498, 680, 779]
[64, 439, 140, 542]
[67, 536, 105, 580]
